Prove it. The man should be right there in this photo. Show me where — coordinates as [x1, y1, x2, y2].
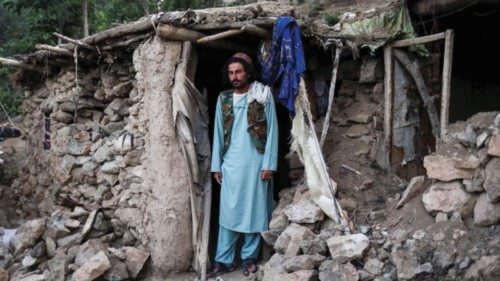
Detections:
[210, 53, 278, 276]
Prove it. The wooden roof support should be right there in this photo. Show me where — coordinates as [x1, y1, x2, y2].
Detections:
[35, 44, 73, 57]
[53, 33, 96, 51]
[157, 24, 254, 53]
[241, 24, 272, 39]
[196, 29, 243, 44]
[0, 57, 44, 72]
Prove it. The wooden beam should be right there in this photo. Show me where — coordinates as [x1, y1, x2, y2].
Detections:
[390, 32, 446, 47]
[320, 44, 342, 147]
[394, 49, 441, 139]
[101, 33, 153, 50]
[53, 33, 96, 50]
[0, 57, 44, 72]
[36, 44, 73, 57]
[241, 24, 272, 39]
[383, 45, 394, 171]
[188, 18, 276, 31]
[196, 29, 243, 44]
[440, 29, 455, 140]
[157, 24, 254, 53]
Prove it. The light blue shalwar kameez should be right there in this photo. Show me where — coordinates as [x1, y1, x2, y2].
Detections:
[210, 87, 278, 266]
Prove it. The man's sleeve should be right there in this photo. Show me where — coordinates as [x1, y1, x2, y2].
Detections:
[261, 95, 279, 171]
[210, 96, 224, 172]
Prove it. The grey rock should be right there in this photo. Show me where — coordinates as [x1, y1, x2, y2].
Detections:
[414, 262, 433, 275]
[484, 158, 500, 202]
[261, 253, 286, 281]
[433, 250, 454, 270]
[284, 200, 324, 224]
[72, 251, 111, 281]
[122, 231, 137, 246]
[300, 239, 328, 255]
[473, 193, 500, 226]
[75, 239, 108, 267]
[60, 155, 76, 173]
[487, 130, 500, 157]
[45, 238, 57, 258]
[103, 257, 129, 281]
[476, 132, 489, 148]
[464, 255, 500, 281]
[11, 218, 46, 255]
[364, 258, 384, 276]
[435, 212, 448, 222]
[397, 176, 428, 208]
[283, 254, 326, 273]
[101, 161, 120, 174]
[47, 254, 69, 281]
[422, 181, 475, 216]
[391, 249, 419, 280]
[327, 233, 369, 263]
[469, 169, 486, 193]
[424, 154, 477, 181]
[369, 210, 387, 221]
[15, 274, 46, 281]
[319, 260, 359, 281]
[275, 223, 315, 258]
[30, 241, 46, 258]
[21, 256, 39, 268]
[92, 213, 109, 232]
[261, 231, 280, 248]
[57, 233, 82, 248]
[92, 145, 111, 164]
[82, 210, 98, 238]
[68, 140, 92, 155]
[123, 247, 149, 278]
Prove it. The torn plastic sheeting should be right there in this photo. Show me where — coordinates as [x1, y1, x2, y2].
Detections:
[340, 3, 428, 56]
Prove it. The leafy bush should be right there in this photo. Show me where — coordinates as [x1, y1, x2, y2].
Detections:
[323, 12, 340, 26]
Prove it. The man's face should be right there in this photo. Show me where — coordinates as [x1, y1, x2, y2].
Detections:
[228, 62, 249, 90]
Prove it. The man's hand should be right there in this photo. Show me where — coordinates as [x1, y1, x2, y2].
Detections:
[261, 170, 274, 181]
[213, 172, 223, 185]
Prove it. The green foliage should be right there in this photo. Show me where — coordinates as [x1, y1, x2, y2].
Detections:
[323, 12, 340, 26]
[0, 0, 224, 117]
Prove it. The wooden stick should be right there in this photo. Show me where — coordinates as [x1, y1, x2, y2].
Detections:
[241, 24, 272, 39]
[35, 44, 73, 57]
[188, 18, 276, 31]
[440, 30, 454, 140]
[197, 29, 243, 44]
[101, 33, 153, 50]
[393, 49, 441, 139]
[0, 57, 44, 72]
[157, 24, 254, 53]
[390, 32, 446, 47]
[320, 43, 342, 147]
[80, 16, 154, 45]
[383, 45, 393, 171]
[53, 32, 95, 50]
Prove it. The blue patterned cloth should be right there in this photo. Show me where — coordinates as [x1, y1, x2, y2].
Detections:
[260, 16, 306, 117]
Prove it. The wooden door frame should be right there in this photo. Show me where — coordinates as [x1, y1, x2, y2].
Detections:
[383, 30, 455, 171]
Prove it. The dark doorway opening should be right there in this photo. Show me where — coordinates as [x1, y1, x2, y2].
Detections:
[413, 6, 500, 123]
[193, 45, 293, 265]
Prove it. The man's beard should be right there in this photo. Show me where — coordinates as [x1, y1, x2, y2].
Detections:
[232, 80, 246, 89]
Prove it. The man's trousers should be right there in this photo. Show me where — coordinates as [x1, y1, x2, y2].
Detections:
[215, 225, 261, 266]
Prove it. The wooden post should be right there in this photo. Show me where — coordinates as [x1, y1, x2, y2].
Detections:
[53, 33, 95, 50]
[320, 43, 342, 147]
[390, 32, 446, 47]
[157, 24, 254, 53]
[196, 29, 243, 44]
[35, 44, 73, 56]
[383, 45, 394, 171]
[241, 24, 272, 39]
[0, 57, 44, 72]
[440, 29, 454, 140]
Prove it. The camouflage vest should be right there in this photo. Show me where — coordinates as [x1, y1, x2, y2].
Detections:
[220, 90, 267, 154]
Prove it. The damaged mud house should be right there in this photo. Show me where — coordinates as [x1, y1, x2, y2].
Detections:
[0, 0, 499, 280]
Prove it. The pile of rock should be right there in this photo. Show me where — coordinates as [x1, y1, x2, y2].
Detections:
[260, 185, 372, 280]
[0, 206, 149, 281]
[422, 112, 500, 227]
